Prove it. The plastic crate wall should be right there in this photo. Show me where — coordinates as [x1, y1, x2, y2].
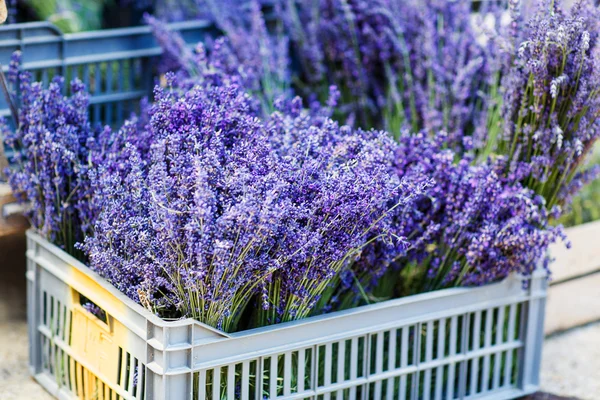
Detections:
[26, 230, 547, 400]
[0, 20, 214, 127]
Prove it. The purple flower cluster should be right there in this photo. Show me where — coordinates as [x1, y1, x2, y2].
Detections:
[8, 0, 600, 333]
[278, 0, 396, 126]
[146, 0, 290, 115]
[496, 0, 600, 209]
[1, 52, 143, 257]
[82, 82, 409, 331]
[1, 64, 104, 255]
[385, 0, 505, 150]
[275, 0, 505, 148]
[390, 131, 565, 292]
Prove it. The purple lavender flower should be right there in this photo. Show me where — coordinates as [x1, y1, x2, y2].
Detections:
[387, 131, 565, 292]
[83, 82, 411, 331]
[7, 50, 21, 88]
[277, 0, 506, 145]
[493, 0, 600, 210]
[147, 0, 291, 115]
[1, 69, 108, 256]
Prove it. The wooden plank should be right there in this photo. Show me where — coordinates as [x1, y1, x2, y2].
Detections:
[549, 220, 600, 282]
[544, 271, 600, 335]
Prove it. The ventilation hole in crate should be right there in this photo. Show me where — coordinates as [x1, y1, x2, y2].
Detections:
[408, 325, 419, 366]
[316, 347, 325, 388]
[41, 336, 50, 373]
[42, 291, 47, 327]
[132, 58, 143, 88]
[303, 347, 313, 391]
[56, 299, 63, 337]
[274, 354, 285, 396]
[490, 308, 499, 346]
[456, 315, 465, 355]
[131, 358, 139, 397]
[117, 347, 123, 386]
[72, 360, 79, 396]
[93, 62, 102, 94]
[331, 341, 339, 385]
[123, 351, 131, 391]
[49, 295, 55, 333]
[381, 331, 391, 373]
[67, 353, 74, 392]
[394, 329, 403, 370]
[61, 302, 68, 341]
[477, 356, 485, 394]
[465, 358, 473, 396]
[405, 372, 415, 399]
[80, 363, 86, 398]
[441, 318, 451, 359]
[481, 310, 490, 349]
[140, 361, 147, 400]
[451, 362, 461, 399]
[510, 349, 519, 386]
[79, 293, 108, 324]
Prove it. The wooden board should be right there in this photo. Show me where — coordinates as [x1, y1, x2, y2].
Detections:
[548, 220, 600, 283]
[545, 272, 600, 334]
[545, 221, 600, 335]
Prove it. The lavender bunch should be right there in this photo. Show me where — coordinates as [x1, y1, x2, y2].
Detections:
[277, 0, 505, 148]
[382, 132, 565, 295]
[491, 0, 600, 210]
[258, 97, 417, 323]
[84, 84, 279, 327]
[147, 0, 290, 115]
[383, 0, 505, 151]
[279, 0, 396, 127]
[1, 61, 111, 256]
[84, 82, 408, 331]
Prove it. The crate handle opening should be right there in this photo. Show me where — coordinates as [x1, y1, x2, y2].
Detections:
[74, 290, 110, 325]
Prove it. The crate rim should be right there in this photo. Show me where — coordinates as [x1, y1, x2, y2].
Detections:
[0, 19, 213, 37]
[26, 229, 545, 340]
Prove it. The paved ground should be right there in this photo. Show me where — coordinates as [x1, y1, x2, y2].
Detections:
[0, 230, 597, 399]
[0, 323, 53, 399]
[0, 232, 53, 399]
[539, 323, 600, 399]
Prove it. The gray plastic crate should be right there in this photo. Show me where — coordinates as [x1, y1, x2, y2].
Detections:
[0, 19, 214, 126]
[26, 230, 547, 400]
[0, 19, 215, 216]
